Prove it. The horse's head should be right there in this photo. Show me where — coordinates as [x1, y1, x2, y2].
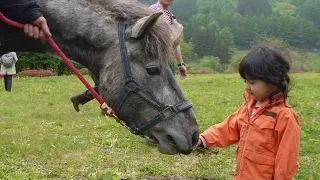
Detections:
[98, 12, 199, 155]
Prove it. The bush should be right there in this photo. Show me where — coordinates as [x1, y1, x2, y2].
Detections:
[17, 69, 54, 77]
[78, 68, 89, 75]
[199, 55, 221, 72]
[16, 52, 85, 76]
[199, 69, 212, 74]
[291, 69, 304, 73]
[227, 56, 243, 73]
[315, 65, 320, 73]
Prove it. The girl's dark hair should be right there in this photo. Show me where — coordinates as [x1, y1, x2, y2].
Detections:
[239, 46, 291, 100]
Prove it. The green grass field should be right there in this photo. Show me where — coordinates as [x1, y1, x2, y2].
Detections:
[0, 74, 319, 179]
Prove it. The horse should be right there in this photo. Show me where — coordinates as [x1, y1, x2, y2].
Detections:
[0, 0, 199, 155]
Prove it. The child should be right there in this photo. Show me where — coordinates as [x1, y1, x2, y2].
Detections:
[194, 46, 301, 179]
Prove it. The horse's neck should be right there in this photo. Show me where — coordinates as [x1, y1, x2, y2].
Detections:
[36, 0, 117, 69]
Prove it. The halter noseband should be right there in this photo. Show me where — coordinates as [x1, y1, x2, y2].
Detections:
[113, 23, 192, 135]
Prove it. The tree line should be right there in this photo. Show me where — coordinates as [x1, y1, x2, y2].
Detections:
[140, 0, 320, 71]
[16, 0, 320, 74]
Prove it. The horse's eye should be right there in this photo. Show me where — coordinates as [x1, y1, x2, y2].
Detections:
[146, 67, 160, 75]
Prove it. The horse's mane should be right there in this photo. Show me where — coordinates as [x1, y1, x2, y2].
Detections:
[80, 0, 174, 64]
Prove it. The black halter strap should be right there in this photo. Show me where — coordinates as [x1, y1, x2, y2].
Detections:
[118, 23, 134, 83]
[113, 23, 192, 135]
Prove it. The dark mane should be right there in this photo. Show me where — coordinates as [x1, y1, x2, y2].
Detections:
[80, 0, 174, 63]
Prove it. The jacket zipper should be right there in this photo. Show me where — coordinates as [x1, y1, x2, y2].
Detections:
[237, 94, 251, 179]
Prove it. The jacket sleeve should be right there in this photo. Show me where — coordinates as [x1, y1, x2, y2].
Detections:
[0, 0, 43, 24]
[274, 109, 301, 180]
[200, 110, 241, 149]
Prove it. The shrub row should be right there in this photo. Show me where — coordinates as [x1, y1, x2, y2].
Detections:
[14, 68, 89, 77]
[17, 70, 54, 77]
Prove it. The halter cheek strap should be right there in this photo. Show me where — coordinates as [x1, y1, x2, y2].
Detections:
[114, 23, 192, 135]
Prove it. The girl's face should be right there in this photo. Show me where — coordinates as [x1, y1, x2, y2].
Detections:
[244, 79, 278, 105]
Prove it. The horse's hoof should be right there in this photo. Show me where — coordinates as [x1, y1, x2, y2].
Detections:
[70, 97, 80, 112]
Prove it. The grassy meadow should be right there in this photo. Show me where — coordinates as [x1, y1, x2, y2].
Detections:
[0, 73, 319, 179]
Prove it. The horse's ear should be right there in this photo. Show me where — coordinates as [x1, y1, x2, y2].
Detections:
[131, 12, 163, 38]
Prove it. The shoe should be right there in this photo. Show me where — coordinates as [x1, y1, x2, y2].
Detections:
[70, 97, 80, 112]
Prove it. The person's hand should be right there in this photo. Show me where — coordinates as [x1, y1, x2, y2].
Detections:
[178, 65, 187, 79]
[24, 16, 52, 43]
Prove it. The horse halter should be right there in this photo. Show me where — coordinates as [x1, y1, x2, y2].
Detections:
[112, 23, 192, 135]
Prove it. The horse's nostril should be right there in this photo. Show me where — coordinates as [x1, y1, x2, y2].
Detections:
[165, 132, 199, 155]
[166, 134, 175, 145]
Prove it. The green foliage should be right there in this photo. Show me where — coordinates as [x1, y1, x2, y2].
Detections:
[291, 0, 305, 6]
[140, 0, 319, 68]
[301, 52, 320, 72]
[219, 26, 235, 48]
[228, 56, 243, 73]
[16, 52, 85, 75]
[245, 37, 320, 72]
[184, 0, 235, 65]
[179, 41, 200, 63]
[16, 52, 60, 72]
[170, 0, 197, 24]
[233, 15, 319, 48]
[192, 26, 216, 57]
[0, 74, 320, 178]
[252, 37, 293, 58]
[238, 0, 272, 17]
[227, 48, 250, 73]
[199, 55, 221, 72]
[183, 63, 204, 74]
[297, 0, 320, 27]
[272, 1, 296, 16]
[190, 26, 233, 65]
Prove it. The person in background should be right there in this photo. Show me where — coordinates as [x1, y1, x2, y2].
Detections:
[150, 0, 187, 79]
[0, 0, 52, 43]
[0, 52, 18, 92]
[193, 46, 301, 179]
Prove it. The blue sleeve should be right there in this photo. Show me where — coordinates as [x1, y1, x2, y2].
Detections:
[0, 0, 43, 24]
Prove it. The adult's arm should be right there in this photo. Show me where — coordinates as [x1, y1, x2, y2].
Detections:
[0, 0, 51, 42]
[0, 0, 43, 24]
[174, 45, 187, 79]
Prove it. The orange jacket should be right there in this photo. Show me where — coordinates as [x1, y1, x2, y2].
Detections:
[200, 92, 300, 180]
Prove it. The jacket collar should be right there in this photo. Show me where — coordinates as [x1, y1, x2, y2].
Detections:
[243, 91, 285, 108]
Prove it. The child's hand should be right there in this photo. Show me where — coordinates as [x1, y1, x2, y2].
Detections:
[193, 138, 203, 151]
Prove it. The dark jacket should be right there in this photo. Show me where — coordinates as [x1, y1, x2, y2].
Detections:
[0, 0, 42, 23]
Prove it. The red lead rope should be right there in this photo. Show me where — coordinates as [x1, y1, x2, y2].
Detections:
[0, 12, 115, 117]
